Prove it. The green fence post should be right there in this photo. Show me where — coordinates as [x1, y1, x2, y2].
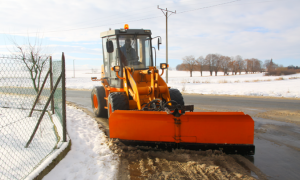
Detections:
[62, 52, 67, 142]
[50, 56, 55, 114]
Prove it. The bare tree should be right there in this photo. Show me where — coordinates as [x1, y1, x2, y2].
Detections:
[205, 54, 214, 76]
[235, 55, 244, 75]
[220, 55, 231, 75]
[253, 59, 262, 73]
[212, 53, 222, 76]
[195, 56, 205, 76]
[9, 36, 49, 93]
[263, 59, 271, 71]
[229, 56, 237, 75]
[176, 64, 186, 71]
[182, 55, 196, 77]
[244, 59, 252, 74]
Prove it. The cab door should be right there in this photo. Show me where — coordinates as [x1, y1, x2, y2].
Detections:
[102, 36, 122, 88]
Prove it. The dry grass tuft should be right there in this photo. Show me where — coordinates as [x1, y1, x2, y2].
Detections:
[275, 77, 284, 80]
[234, 80, 240, 83]
[181, 79, 188, 84]
[202, 80, 211, 83]
[289, 77, 300, 79]
[218, 80, 229, 83]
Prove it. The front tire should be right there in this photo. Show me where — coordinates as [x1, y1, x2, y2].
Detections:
[91, 86, 107, 117]
[107, 92, 129, 119]
[169, 88, 185, 106]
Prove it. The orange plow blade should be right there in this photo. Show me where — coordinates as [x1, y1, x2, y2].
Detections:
[109, 111, 255, 155]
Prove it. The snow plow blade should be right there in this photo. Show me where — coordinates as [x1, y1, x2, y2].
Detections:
[109, 111, 255, 155]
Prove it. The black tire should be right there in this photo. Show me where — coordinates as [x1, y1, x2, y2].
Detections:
[91, 86, 107, 117]
[169, 88, 185, 106]
[107, 92, 129, 118]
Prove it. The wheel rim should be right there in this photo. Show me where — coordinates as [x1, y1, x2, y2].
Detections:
[93, 94, 98, 109]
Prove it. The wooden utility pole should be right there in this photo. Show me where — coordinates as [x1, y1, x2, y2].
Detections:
[158, 5, 176, 83]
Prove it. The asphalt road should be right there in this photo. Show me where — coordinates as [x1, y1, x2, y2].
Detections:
[66, 90, 300, 180]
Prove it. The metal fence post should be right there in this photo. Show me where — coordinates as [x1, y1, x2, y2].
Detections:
[62, 52, 67, 142]
[25, 73, 63, 148]
[28, 70, 50, 117]
[50, 56, 55, 114]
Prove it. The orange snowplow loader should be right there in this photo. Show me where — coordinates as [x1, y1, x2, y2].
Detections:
[92, 27, 255, 155]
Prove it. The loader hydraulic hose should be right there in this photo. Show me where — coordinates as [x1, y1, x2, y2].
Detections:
[160, 69, 164, 76]
[142, 99, 163, 110]
[113, 69, 125, 80]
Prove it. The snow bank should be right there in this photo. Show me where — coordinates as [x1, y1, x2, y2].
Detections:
[42, 106, 119, 180]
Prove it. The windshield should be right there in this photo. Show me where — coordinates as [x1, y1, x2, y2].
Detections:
[118, 35, 152, 69]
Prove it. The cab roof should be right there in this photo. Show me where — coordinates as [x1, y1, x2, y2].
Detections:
[100, 29, 152, 38]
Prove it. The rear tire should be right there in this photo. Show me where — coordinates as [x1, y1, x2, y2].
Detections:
[169, 88, 185, 106]
[91, 86, 107, 117]
[107, 92, 129, 119]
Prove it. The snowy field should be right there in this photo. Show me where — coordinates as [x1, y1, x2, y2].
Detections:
[66, 70, 300, 98]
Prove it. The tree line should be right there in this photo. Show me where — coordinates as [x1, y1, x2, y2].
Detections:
[177, 54, 277, 77]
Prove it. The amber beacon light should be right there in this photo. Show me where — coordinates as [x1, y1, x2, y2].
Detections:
[124, 24, 129, 29]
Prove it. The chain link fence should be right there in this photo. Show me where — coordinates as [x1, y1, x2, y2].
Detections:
[0, 54, 67, 179]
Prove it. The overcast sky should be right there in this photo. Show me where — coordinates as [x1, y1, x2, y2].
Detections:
[1, 0, 299, 70]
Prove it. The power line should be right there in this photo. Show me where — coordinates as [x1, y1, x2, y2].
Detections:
[1, 0, 286, 35]
[2, 15, 163, 35]
[177, 0, 240, 14]
[46, 0, 229, 30]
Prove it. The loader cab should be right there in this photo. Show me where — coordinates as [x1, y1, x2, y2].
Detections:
[101, 27, 153, 88]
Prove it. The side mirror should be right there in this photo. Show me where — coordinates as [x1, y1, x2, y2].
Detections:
[106, 41, 114, 53]
[158, 38, 162, 50]
[160, 63, 168, 69]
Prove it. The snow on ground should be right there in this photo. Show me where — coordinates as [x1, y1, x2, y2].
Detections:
[66, 70, 300, 98]
[0, 94, 65, 180]
[0, 94, 118, 179]
[43, 105, 119, 180]
[0, 108, 62, 180]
